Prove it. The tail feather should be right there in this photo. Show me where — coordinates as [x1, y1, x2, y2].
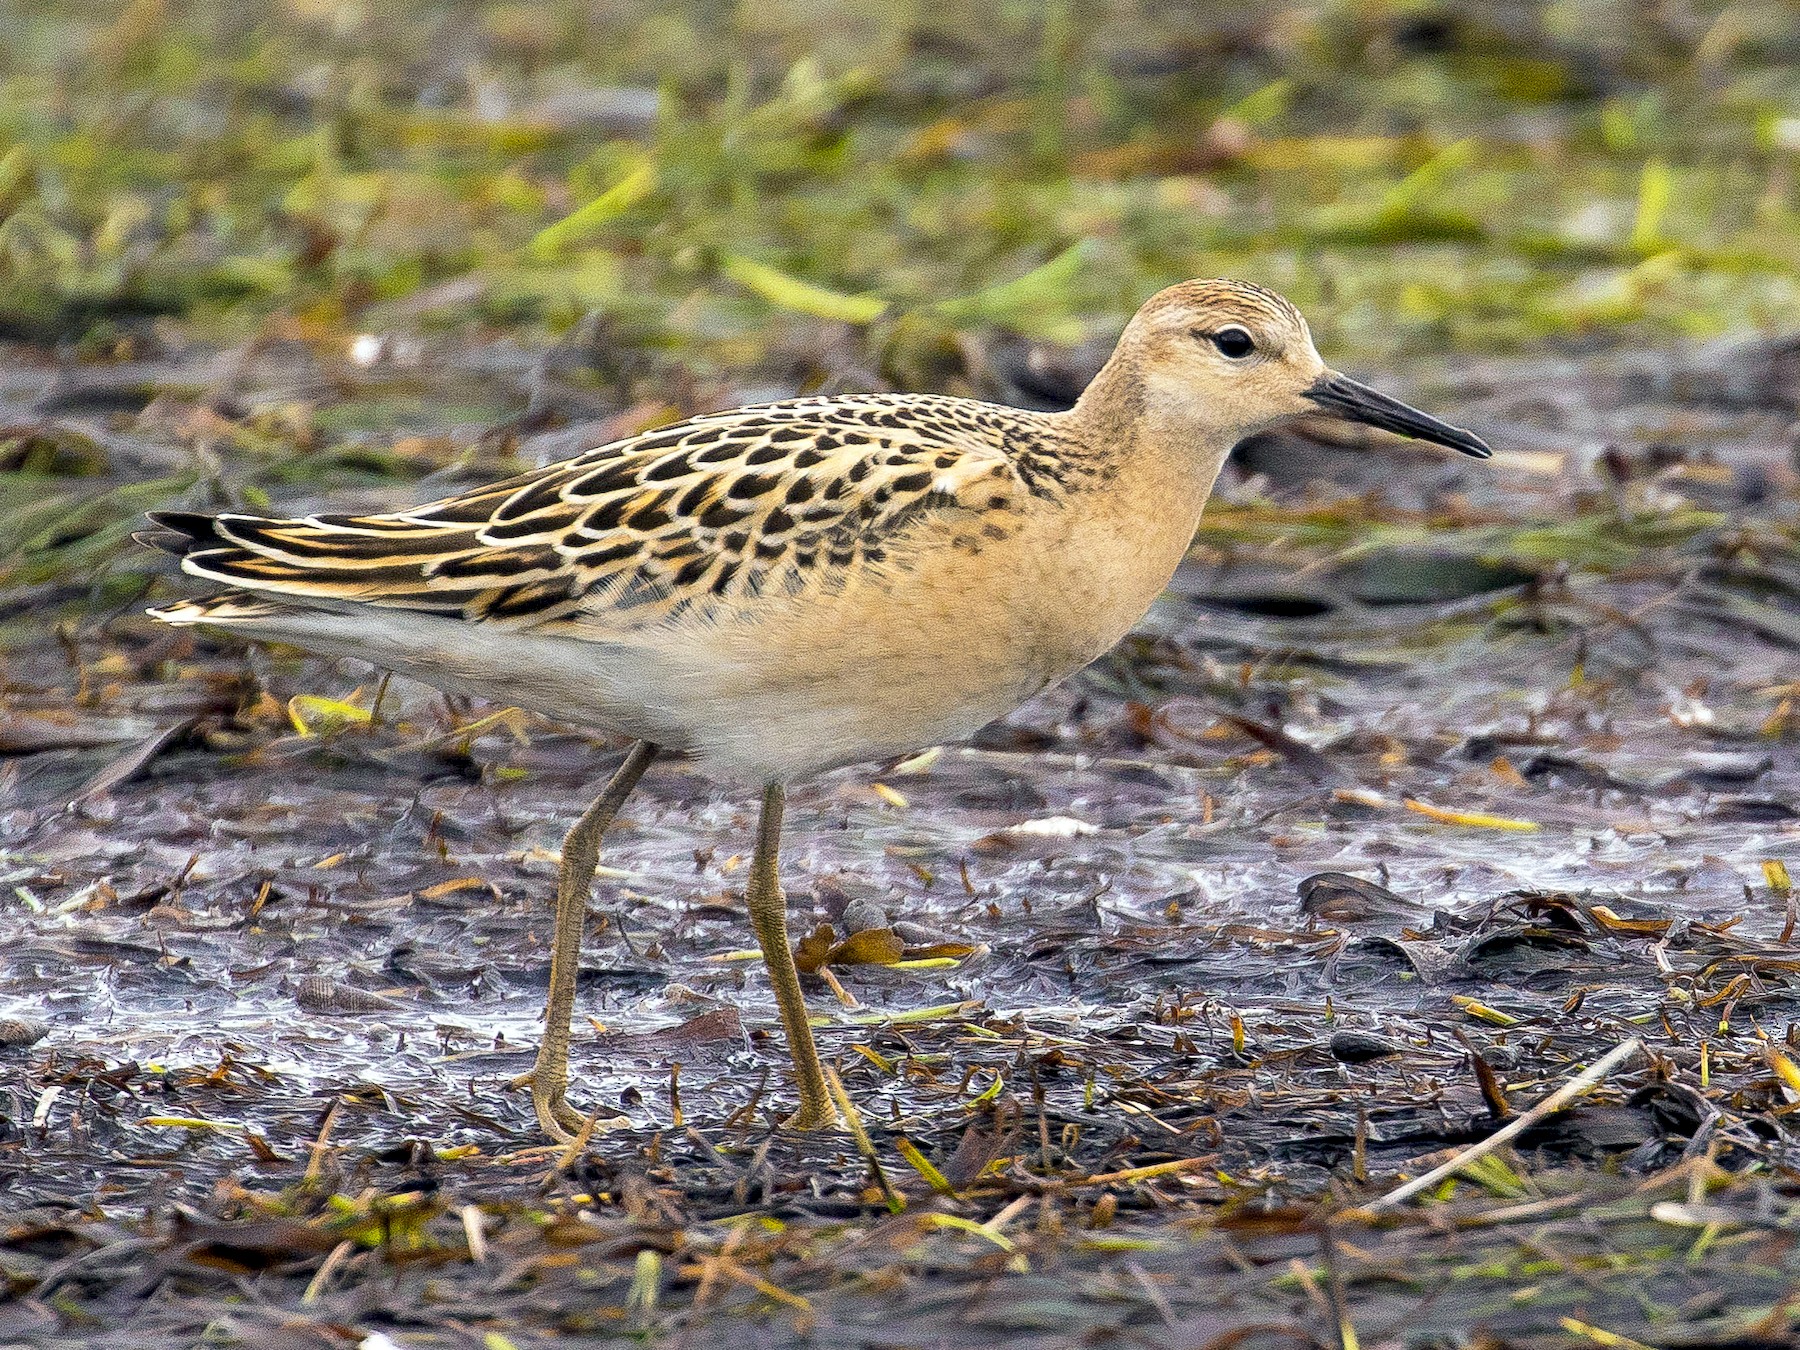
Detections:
[133, 501, 569, 623]
[147, 591, 291, 625]
[136, 510, 224, 557]
[140, 511, 355, 626]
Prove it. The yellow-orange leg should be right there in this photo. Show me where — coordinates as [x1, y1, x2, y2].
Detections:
[512, 741, 659, 1140]
[745, 783, 837, 1129]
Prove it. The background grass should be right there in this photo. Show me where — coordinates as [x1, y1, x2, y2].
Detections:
[4, 0, 1800, 369]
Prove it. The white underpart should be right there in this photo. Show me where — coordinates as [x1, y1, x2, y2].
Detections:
[154, 600, 1020, 783]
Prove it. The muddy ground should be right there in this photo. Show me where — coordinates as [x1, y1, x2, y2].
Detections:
[0, 324, 1797, 1348]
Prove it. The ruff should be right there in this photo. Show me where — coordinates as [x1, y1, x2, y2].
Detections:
[142, 278, 1491, 1137]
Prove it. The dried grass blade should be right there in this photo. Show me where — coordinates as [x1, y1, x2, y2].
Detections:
[895, 1137, 956, 1196]
[1373, 1037, 1642, 1209]
[825, 1067, 903, 1213]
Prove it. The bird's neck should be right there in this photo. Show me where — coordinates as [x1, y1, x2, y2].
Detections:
[997, 354, 1235, 673]
[1059, 351, 1237, 512]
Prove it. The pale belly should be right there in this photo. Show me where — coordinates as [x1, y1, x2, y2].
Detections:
[614, 503, 1201, 780]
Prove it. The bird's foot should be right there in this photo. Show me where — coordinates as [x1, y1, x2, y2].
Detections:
[509, 1067, 609, 1143]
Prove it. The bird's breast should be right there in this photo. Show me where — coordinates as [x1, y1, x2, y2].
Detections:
[639, 479, 1210, 781]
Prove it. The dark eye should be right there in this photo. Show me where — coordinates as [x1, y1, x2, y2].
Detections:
[1210, 326, 1255, 359]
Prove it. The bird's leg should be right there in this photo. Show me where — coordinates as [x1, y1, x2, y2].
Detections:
[513, 740, 659, 1140]
[744, 783, 837, 1130]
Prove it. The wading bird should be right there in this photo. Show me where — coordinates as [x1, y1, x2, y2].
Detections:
[140, 279, 1490, 1139]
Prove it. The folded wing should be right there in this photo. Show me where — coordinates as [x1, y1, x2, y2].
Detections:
[142, 395, 1030, 633]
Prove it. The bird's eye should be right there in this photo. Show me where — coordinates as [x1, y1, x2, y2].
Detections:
[1209, 326, 1256, 359]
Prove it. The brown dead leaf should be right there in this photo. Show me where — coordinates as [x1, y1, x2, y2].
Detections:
[1587, 904, 1673, 936]
[828, 928, 906, 967]
[795, 923, 906, 971]
[794, 923, 837, 974]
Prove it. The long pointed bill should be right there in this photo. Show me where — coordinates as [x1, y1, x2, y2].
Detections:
[1303, 372, 1492, 458]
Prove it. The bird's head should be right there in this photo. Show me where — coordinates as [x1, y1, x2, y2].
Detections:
[1092, 278, 1491, 459]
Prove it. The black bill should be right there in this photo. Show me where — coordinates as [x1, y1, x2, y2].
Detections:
[1303, 372, 1492, 458]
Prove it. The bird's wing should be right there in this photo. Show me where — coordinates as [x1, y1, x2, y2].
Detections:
[143, 395, 1038, 631]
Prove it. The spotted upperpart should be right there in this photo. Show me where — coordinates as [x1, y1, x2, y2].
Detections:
[142, 394, 1105, 634]
[141, 278, 1490, 781]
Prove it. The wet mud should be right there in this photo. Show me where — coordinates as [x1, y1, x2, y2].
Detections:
[2, 331, 1798, 1346]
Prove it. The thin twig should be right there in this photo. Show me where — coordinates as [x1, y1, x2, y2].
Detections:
[301, 1239, 355, 1304]
[1372, 1037, 1642, 1210]
[1318, 1225, 1360, 1350]
[824, 1066, 902, 1212]
[460, 1205, 489, 1262]
[302, 1098, 341, 1188]
[547, 1108, 603, 1179]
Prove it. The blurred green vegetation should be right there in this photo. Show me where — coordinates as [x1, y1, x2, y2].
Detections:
[2, 0, 1800, 363]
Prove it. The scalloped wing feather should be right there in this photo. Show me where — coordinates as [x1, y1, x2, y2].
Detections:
[158, 395, 1044, 633]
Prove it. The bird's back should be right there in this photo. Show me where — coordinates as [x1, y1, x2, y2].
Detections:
[143, 393, 1065, 636]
